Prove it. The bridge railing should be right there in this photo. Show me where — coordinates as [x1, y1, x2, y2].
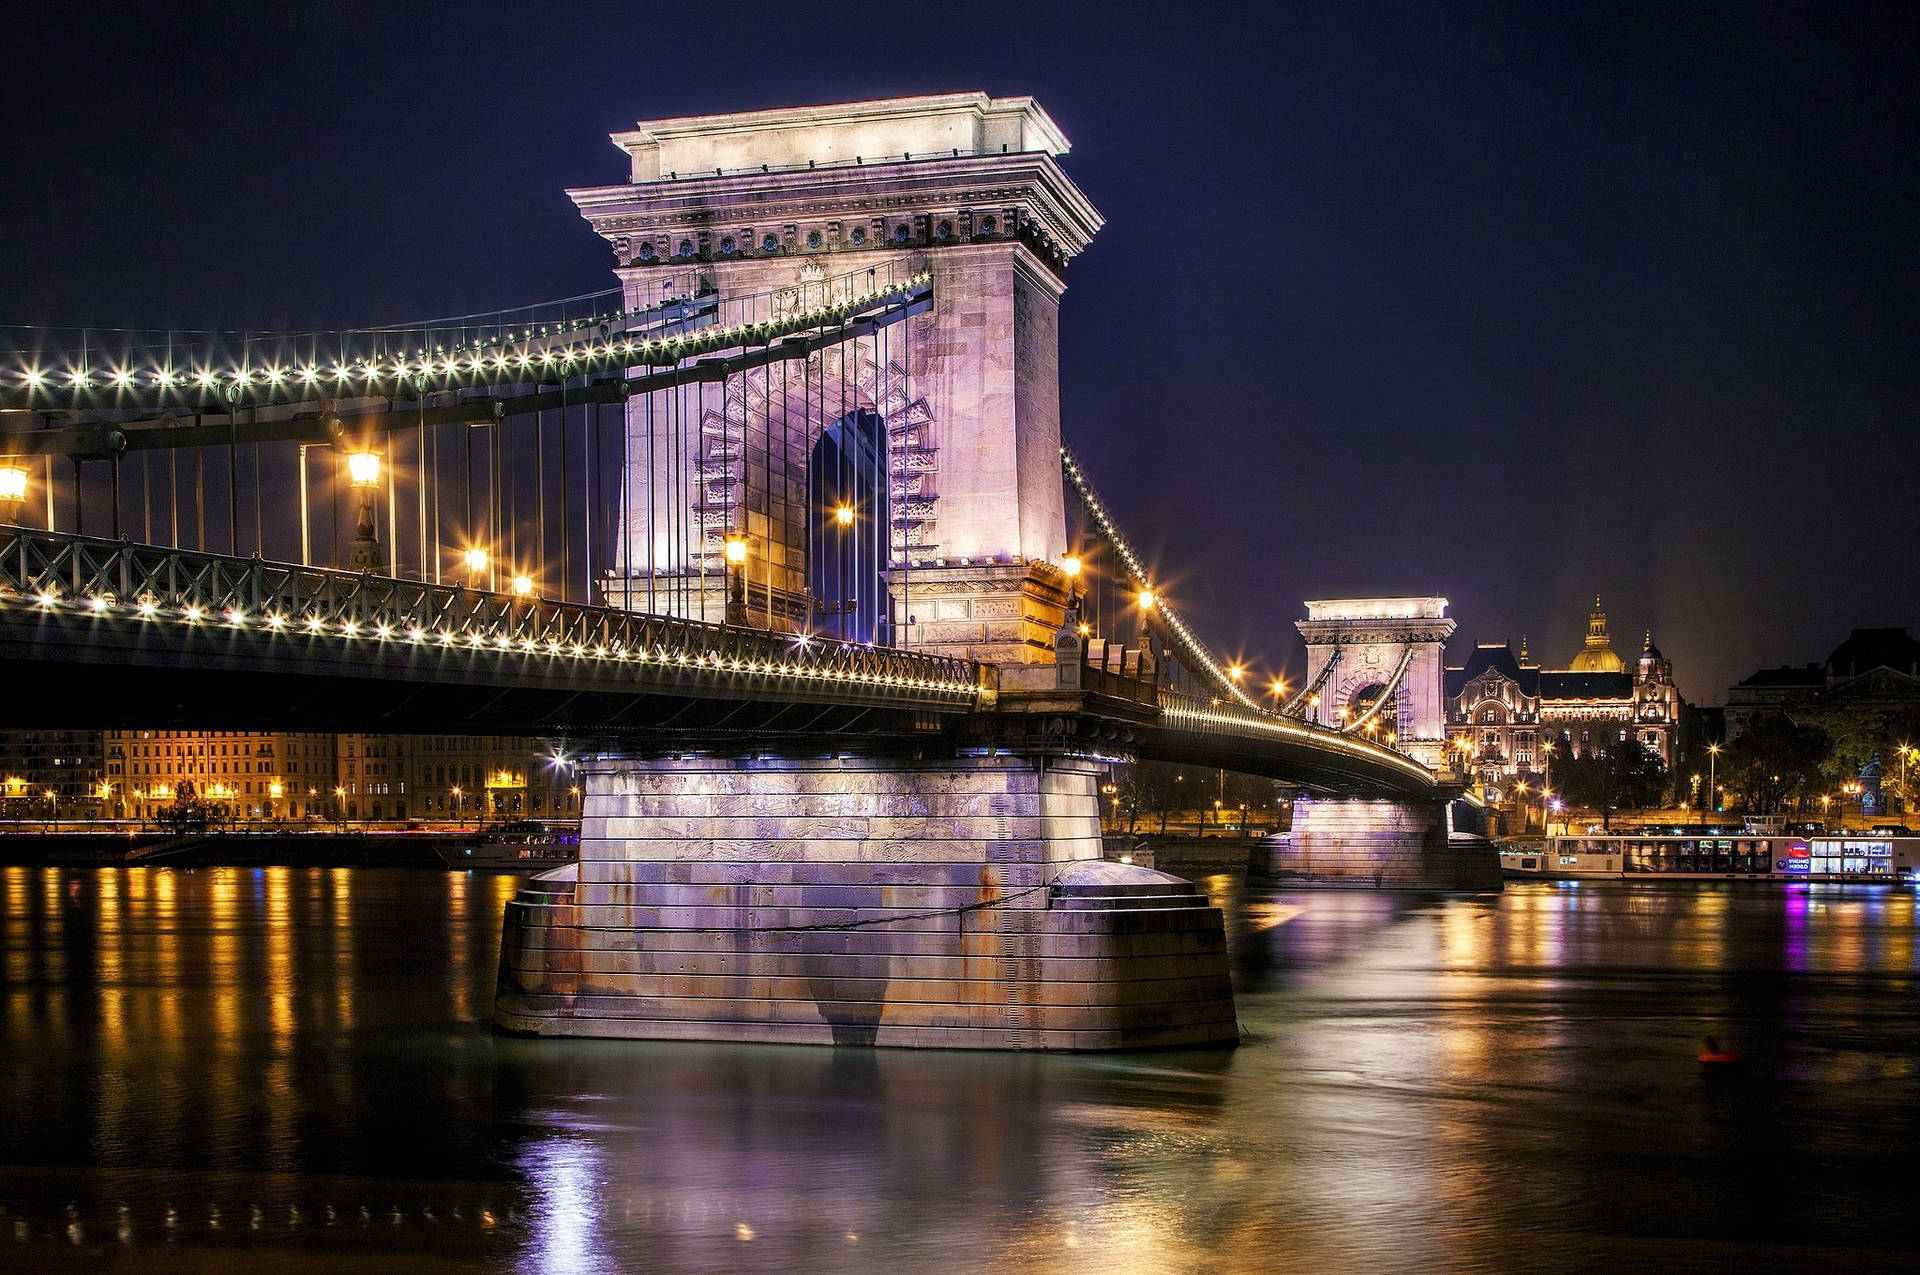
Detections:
[0, 526, 983, 706]
[0, 262, 931, 416]
[1075, 658, 1160, 707]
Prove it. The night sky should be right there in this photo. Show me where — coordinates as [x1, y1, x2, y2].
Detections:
[3, 2, 1914, 703]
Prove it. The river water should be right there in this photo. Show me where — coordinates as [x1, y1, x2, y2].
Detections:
[1, 865, 1916, 1273]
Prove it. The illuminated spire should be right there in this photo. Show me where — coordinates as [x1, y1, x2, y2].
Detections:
[1569, 595, 1623, 673]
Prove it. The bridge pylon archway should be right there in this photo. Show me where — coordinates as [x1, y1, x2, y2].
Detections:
[1295, 597, 1455, 770]
[570, 93, 1104, 665]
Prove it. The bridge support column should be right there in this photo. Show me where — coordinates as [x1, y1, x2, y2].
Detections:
[495, 752, 1237, 1050]
[1261, 797, 1502, 892]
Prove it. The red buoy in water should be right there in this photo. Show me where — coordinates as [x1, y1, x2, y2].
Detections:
[1698, 1034, 1743, 1066]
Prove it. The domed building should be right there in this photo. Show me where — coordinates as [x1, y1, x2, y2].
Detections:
[1567, 596, 1625, 673]
[1444, 597, 1682, 801]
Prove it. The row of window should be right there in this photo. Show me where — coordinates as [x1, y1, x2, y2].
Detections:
[119, 761, 305, 776]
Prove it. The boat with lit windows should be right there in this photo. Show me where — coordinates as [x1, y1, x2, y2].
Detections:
[1500, 827, 1918, 882]
[434, 820, 580, 871]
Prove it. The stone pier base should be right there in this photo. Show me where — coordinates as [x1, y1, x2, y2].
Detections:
[1258, 797, 1502, 892]
[495, 753, 1237, 1050]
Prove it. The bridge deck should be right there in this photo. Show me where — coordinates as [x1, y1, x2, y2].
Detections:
[2, 526, 1443, 795]
[0, 526, 979, 734]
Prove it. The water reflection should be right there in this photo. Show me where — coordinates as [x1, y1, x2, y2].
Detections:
[0, 870, 1917, 1270]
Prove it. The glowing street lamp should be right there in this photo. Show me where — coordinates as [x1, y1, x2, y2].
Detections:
[511, 574, 534, 598]
[724, 533, 749, 627]
[343, 447, 384, 573]
[345, 450, 381, 487]
[463, 546, 490, 590]
[835, 504, 854, 527]
[1136, 588, 1155, 610]
[1060, 553, 1085, 617]
[0, 460, 27, 515]
[1707, 743, 1721, 814]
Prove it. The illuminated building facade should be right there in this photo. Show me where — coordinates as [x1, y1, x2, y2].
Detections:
[105, 730, 336, 821]
[2, 729, 585, 825]
[390, 736, 582, 824]
[0, 730, 106, 820]
[1445, 598, 1681, 801]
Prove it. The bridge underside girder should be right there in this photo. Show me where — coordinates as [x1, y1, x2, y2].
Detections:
[0, 638, 932, 741]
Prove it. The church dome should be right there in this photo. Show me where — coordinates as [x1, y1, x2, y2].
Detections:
[1568, 596, 1624, 672]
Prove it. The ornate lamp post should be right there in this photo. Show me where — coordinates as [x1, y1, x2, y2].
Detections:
[1707, 743, 1721, 815]
[345, 447, 383, 573]
[822, 504, 854, 635]
[724, 533, 749, 627]
[463, 547, 490, 590]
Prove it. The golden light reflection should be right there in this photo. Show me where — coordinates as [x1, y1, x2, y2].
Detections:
[449, 870, 471, 1021]
[1242, 901, 1304, 932]
[210, 870, 241, 1040]
[97, 869, 122, 972]
[4, 867, 28, 988]
[266, 867, 295, 1041]
[97, 871, 126, 1054]
[153, 869, 180, 1042]
[330, 867, 355, 1030]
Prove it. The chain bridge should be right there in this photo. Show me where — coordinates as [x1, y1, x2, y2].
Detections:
[0, 94, 1493, 1052]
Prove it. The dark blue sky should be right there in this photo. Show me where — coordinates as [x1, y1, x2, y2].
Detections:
[3, 1, 1914, 701]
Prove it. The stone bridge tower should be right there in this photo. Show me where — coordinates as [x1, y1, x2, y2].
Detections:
[1296, 597, 1455, 769]
[568, 93, 1103, 664]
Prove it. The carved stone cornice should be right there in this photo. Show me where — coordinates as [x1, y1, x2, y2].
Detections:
[569, 153, 1103, 261]
[1297, 622, 1459, 646]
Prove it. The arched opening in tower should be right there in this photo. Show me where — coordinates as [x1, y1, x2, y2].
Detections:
[1347, 682, 1399, 737]
[808, 409, 892, 645]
